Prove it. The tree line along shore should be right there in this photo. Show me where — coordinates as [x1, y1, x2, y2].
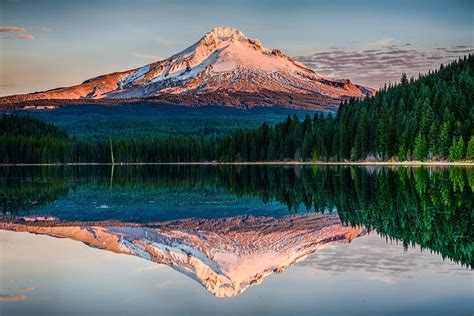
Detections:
[1, 55, 473, 164]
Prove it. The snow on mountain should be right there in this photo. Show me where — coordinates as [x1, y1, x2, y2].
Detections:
[1, 27, 375, 108]
[0, 214, 366, 297]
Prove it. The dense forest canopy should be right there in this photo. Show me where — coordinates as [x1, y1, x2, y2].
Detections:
[24, 104, 315, 140]
[0, 55, 473, 163]
[217, 55, 474, 162]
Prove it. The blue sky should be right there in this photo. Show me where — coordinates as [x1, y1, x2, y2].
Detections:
[0, 0, 473, 95]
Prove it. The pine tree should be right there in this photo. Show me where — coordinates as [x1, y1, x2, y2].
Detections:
[397, 144, 407, 161]
[377, 98, 391, 158]
[267, 138, 276, 161]
[400, 73, 408, 85]
[414, 132, 428, 161]
[302, 132, 312, 160]
[439, 122, 451, 159]
[449, 136, 465, 161]
[466, 136, 474, 160]
[428, 122, 438, 159]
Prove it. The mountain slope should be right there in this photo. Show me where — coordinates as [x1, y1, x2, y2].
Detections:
[1, 27, 375, 108]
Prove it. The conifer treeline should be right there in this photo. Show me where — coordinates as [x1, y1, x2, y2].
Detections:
[218, 55, 474, 162]
[1, 55, 473, 163]
[0, 115, 218, 163]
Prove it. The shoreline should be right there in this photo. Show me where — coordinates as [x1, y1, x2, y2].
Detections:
[1, 161, 473, 167]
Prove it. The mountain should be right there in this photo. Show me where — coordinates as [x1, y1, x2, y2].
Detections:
[1, 27, 375, 109]
[1, 214, 366, 297]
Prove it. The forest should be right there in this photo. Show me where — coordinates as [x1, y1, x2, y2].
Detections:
[217, 55, 474, 162]
[0, 55, 473, 164]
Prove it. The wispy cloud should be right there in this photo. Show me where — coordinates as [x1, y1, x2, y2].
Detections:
[0, 294, 27, 302]
[294, 44, 474, 88]
[0, 26, 26, 32]
[0, 286, 35, 301]
[19, 34, 35, 40]
[0, 25, 37, 40]
[367, 37, 395, 47]
[133, 52, 163, 61]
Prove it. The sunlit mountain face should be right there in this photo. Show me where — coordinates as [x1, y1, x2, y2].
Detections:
[0, 27, 374, 109]
[0, 165, 472, 298]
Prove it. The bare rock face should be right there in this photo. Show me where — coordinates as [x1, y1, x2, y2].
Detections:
[0, 213, 365, 297]
[0, 27, 375, 108]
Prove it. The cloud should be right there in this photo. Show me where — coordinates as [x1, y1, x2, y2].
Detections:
[294, 44, 474, 88]
[299, 234, 470, 276]
[0, 26, 36, 40]
[19, 34, 35, 40]
[0, 294, 27, 302]
[0, 26, 26, 32]
[367, 37, 394, 47]
[133, 52, 163, 60]
[0, 286, 35, 301]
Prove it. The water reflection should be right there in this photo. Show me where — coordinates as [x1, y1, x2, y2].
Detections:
[0, 165, 472, 272]
[1, 214, 364, 297]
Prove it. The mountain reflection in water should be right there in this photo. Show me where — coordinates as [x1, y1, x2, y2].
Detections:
[1, 214, 364, 297]
[0, 165, 472, 284]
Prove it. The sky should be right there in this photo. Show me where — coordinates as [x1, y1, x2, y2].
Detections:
[0, 0, 473, 96]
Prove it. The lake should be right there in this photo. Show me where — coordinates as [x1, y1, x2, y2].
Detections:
[0, 165, 472, 315]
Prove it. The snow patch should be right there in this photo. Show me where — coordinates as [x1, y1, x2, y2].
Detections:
[119, 65, 151, 88]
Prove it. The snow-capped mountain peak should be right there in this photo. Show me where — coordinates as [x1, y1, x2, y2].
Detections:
[201, 26, 249, 43]
[1, 27, 375, 108]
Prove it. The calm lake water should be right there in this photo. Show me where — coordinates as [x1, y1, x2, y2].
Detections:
[0, 165, 473, 315]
